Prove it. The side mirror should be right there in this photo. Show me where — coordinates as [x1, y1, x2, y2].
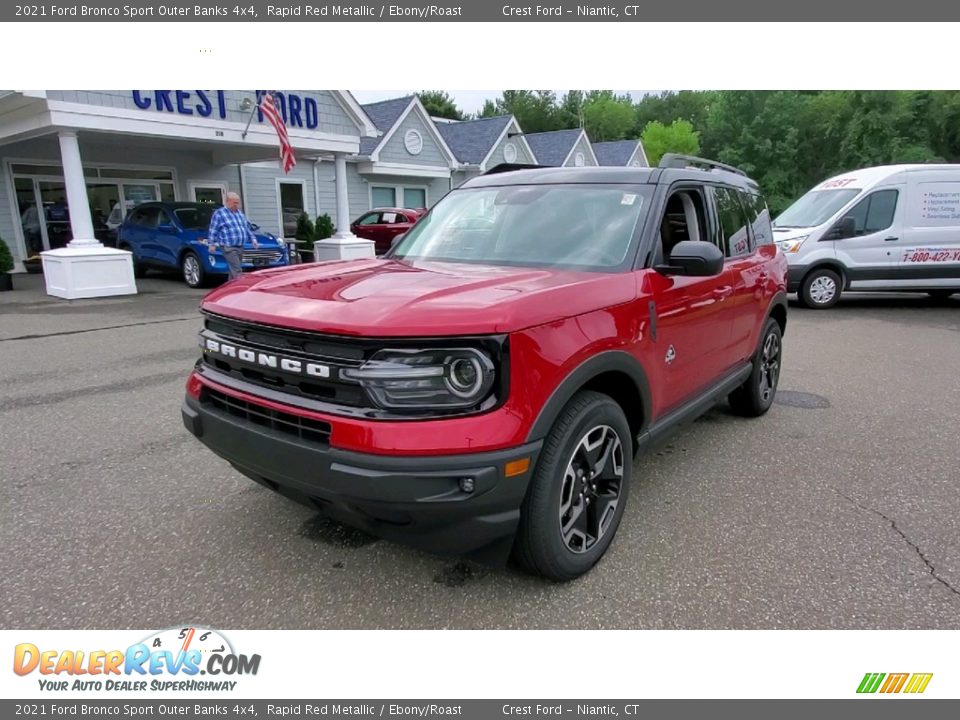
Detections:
[832, 215, 857, 240]
[655, 240, 724, 277]
[249, 223, 260, 232]
[157, 223, 176, 234]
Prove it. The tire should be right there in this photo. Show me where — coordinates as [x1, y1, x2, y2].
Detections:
[728, 318, 783, 417]
[927, 290, 956, 301]
[181, 251, 205, 289]
[800, 267, 842, 309]
[513, 391, 632, 581]
[120, 244, 147, 279]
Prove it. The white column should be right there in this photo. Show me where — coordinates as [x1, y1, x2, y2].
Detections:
[40, 130, 137, 298]
[57, 131, 98, 247]
[333, 152, 353, 239]
[312, 152, 375, 262]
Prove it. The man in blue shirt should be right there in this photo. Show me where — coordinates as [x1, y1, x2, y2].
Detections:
[205, 192, 257, 280]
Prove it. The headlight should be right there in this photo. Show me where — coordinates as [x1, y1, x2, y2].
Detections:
[341, 348, 496, 410]
[777, 235, 809, 253]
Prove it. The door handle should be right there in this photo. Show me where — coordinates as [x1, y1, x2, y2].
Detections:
[884, 236, 899, 242]
[713, 285, 734, 300]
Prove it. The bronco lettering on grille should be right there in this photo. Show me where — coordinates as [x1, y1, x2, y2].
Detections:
[202, 338, 330, 378]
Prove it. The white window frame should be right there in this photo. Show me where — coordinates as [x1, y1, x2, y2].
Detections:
[188, 180, 229, 205]
[368, 183, 429, 211]
[275, 177, 309, 238]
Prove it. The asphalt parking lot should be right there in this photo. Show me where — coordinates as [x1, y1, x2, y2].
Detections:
[1, 273, 959, 629]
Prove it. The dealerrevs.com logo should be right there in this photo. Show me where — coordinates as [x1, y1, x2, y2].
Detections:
[857, 672, 933, 695]
[13, 627, 261, 692]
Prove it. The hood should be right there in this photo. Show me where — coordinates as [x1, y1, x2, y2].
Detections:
[772, 226, 815, 242]
[200, 258, 636, 337]
[180, 227, 283, 248]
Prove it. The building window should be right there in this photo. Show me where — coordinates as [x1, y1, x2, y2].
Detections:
[371, 185, 428, 210]
[574, 152, 585, 167]
[503, 142, 517, 163]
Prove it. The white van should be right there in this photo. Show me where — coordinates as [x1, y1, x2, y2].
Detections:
[773, 164, 960, 307]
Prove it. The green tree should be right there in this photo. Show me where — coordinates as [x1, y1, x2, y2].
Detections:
[582, 92, 635, 141]
[418, 90, 465, 120]
[475, 99, 499, 118]
[634, 91, 715, 137]
[0, 236, 13, 274]
[493, 90, 561, 132]
[295, 212, 314, 242]
[641, 119, 700, 166]
[313, 213, 334, 240]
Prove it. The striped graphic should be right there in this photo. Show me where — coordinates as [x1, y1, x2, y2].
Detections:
[857, 672, 933, 694]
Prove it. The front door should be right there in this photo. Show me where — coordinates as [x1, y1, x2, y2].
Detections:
[834, 186, 903, 287]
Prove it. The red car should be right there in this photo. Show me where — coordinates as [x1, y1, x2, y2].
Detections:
[183, 155, 787, 580]
[350, 207, 426, 254]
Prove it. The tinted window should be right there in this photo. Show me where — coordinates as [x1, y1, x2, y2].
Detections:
[714, 186, 752, 257]
[175, 205, 218, 229]
[741, 192, 773, 246]
[357, 213, 381, 226]
[842, 190, 898, 236]
[129, 207, 161, 228]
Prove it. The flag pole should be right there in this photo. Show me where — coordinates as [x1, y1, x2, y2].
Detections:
[241, 91, 262, 140]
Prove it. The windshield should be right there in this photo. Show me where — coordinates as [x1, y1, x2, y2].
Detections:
[174, 205, 219, 230]
[775, 188, 860, 229]
[391, 185, 650, 271]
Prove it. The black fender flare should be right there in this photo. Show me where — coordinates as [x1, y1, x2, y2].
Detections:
[766, 291, 788, 336]
[525, 350, 652, 443]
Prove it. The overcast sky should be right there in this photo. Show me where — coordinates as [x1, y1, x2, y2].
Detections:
[351, 90, 661, 114]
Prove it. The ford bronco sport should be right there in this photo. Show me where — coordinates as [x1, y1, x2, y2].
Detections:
[182, 155, 788, 581]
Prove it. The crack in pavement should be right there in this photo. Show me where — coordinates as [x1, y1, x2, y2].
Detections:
[836, 490, 960, 599]
[0, 316, 198, 342]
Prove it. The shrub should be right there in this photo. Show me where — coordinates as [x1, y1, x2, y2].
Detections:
[0, 236, 14, 274]
[295, 213, 314, 242]
[314, 213, 335, 241]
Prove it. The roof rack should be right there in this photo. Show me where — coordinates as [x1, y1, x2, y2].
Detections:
[658, 153, 747, 177]
[482, 163, 542, 175]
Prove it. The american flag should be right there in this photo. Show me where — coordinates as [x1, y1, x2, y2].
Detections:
[259, 92, 296, 173]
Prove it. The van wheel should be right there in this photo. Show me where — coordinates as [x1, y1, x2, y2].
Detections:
[513, 391, 631, 581]
[181, 251, 205, 288]
[729, 318, 783, 417]
[800, 268, 841, 309]
[120, 244, 147, 278]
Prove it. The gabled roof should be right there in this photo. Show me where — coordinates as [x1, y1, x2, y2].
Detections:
[593, 139, 648, 167]
[359, 95, 414, 155]
[524, 129, 589, 167]
[435, 115, 513, 165]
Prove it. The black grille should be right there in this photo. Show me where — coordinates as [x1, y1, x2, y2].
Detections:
[202, 387, 331, 446]
[201, 315, 368, 407]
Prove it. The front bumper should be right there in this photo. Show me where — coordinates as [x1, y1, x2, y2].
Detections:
[787, 264, 808, 293]
[182, 392, 541, 564]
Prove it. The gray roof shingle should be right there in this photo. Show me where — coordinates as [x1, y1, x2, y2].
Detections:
[524, 129, 585, 167]
[359, 95, 414, 155]
[593, 140, 644, 166]
[435, 115, 512, 165]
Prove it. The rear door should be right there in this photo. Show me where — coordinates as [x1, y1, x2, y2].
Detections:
[710, 185, 770, 365]
[897, 172, 960, 289]
[120, 206, 159, 261]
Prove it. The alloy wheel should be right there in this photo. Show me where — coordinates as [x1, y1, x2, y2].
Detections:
[183, 255, 200, 287]
[558, 425, 624, 554]
[758, 331, 781, 403]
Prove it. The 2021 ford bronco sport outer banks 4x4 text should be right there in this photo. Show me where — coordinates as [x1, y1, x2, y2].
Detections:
[183, 155, 788, 581]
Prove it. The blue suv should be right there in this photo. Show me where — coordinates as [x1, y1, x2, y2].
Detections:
[117, 202, 289, 287]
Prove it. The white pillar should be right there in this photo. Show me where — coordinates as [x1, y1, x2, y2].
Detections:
[313, 152, 375, 262]
[40, 130, 137, 299]
[58, 131, 98, 247]
[333, 152, 352, 239]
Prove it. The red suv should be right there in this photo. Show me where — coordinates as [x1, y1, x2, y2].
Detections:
[350, 207, 426, 254]
[183, 155, 788, 580]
